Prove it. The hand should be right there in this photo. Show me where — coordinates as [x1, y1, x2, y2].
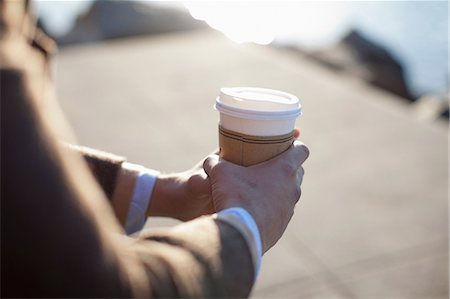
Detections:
[203, 140, 309, 253]
[146, 157, 215, 221]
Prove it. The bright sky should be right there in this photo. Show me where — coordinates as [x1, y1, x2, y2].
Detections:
[32, 0, 93, 36]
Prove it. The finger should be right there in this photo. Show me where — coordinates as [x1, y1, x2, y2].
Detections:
[271, 140, 309, 170]
[203, 154, 220, 177]
[193, 148, 221, 169]
[198, 168, 208, 180]
[187, 173, 211, 197]
[289, 140, 310, 166]
[294, 167, 305, 204]
[294, 188, 302, 204]
[294, 128, 300, 138]
[296, 166, 305, 187]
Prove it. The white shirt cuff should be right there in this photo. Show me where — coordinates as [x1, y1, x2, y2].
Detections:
[122, 162, 159, 235]
[217, 207, 262, 278]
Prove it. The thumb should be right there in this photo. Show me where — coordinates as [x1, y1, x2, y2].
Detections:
[203, 154, 220, 177]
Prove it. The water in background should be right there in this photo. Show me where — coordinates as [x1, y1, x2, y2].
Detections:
[34, 1, 448, 98]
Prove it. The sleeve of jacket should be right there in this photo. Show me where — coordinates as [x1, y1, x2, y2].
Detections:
[133, 216, 255, 298]
[1, 65, 255, 299]
[68, 144, 126, 200]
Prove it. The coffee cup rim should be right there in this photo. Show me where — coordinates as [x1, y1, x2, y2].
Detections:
[215, 100, 302, 120]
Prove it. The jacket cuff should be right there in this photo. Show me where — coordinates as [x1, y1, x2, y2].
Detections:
[215, 207, 262, 280]
[122, 163, 159, 235]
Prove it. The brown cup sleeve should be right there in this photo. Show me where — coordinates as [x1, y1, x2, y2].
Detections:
[218, 126, 295, 166]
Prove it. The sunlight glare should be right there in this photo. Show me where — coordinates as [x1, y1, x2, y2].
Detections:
[185, 2, 275, 45]
[183, 2, 350, 47]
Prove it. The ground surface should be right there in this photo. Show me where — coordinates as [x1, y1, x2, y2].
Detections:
[55, 30, 448, 299]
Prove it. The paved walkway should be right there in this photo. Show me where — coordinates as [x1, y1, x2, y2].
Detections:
[55, 31, 448, 298]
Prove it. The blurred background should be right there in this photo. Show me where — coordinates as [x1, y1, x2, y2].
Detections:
[33, 1, 448, 298]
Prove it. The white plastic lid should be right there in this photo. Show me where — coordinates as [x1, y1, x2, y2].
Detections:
[215, 87, 302, 120]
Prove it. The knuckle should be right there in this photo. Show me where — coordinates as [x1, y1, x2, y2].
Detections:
[301, 144, 310, 157]
[301, 145, 310, 160]
[294, 142, 310, 161]
[287, 183, 302, 204]
[203, 156, 217, 177]
[281, 161, 297, 176]
[211, 160, 233, 178]
[299, 166, 305, 175]
[294, 185, 302, 201]
[186, 173, 201, 191]
[290, 209, 295, 219]
[297, 167, 305, 184]
[203, 156, 212, 168]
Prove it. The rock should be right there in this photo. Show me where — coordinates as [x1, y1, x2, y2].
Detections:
[413, 93, 449, 121]
[310, 30, 414, 101]
[55, 1, 207, 46]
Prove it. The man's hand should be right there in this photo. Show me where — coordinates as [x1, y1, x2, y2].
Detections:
[203, 140, 309, 253]
[146, 158, 215, 221]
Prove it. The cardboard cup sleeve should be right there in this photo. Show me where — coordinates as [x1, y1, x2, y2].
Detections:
[219, 126, 295, 166]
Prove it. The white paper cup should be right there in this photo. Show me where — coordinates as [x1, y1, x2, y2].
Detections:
[214, 87, 302, 166]
[215, 87, 302, 136]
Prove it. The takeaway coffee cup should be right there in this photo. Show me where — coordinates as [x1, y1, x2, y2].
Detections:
[214, 87, 302, 166]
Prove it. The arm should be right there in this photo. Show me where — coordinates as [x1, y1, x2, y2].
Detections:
[1, 67, 255, 298]
[69, 149, 262, 272]
[66, 146, 215, 228]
